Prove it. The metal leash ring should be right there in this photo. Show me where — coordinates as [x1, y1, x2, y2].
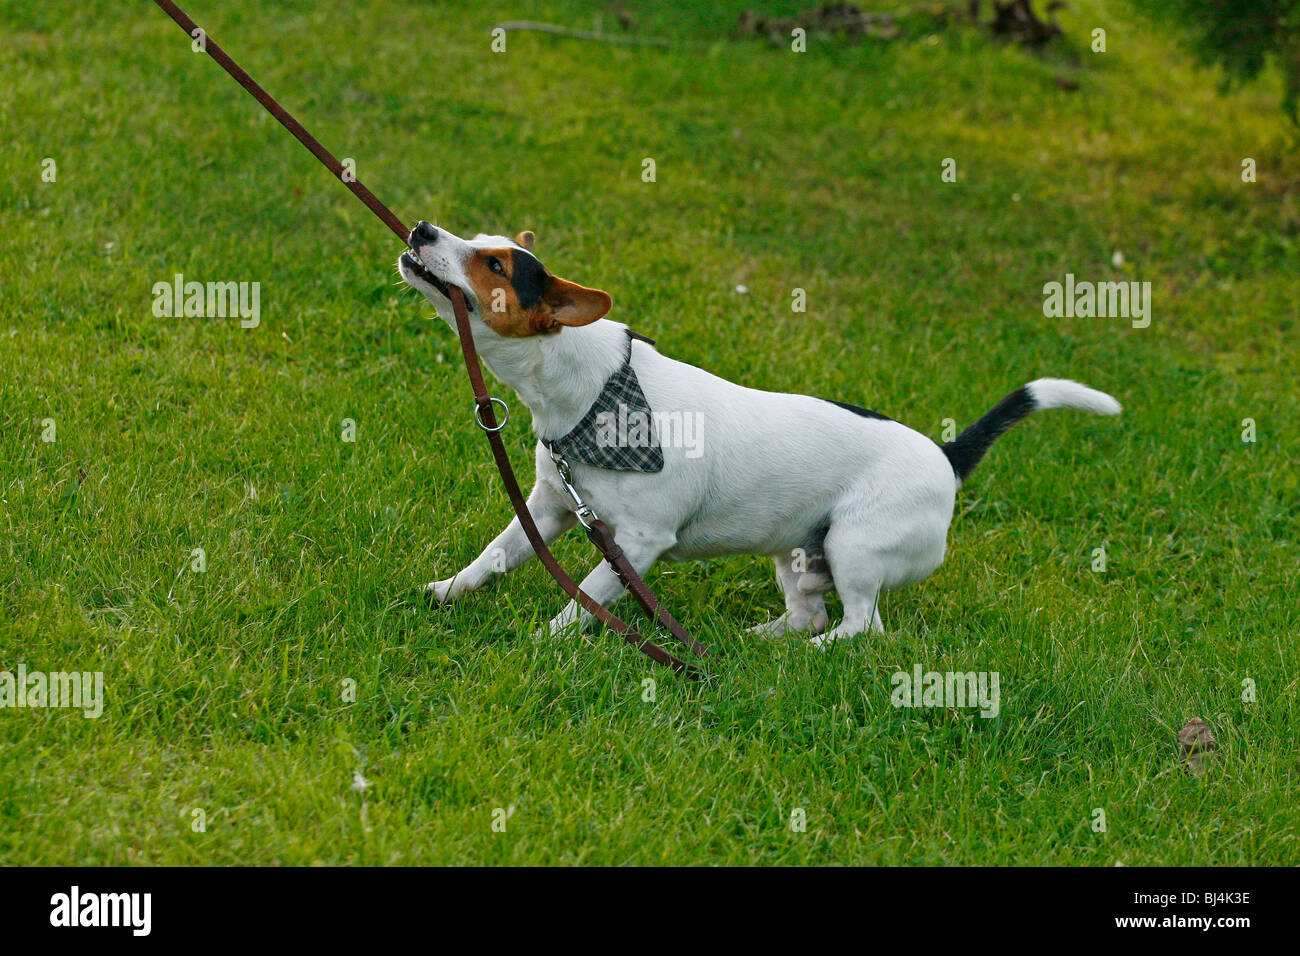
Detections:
[473, 396, 510, 433]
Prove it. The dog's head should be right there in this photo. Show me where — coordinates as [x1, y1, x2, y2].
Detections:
[399, 222, 612, 337]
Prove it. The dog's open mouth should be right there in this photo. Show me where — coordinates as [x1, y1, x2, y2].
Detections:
[400, 250, 455, 301]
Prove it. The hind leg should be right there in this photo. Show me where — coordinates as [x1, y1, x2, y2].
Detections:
[811, 510, 951, 648]
[811, 588, 883, 648]
[810, 522, 887, 649]
[747, 551, 831, 638]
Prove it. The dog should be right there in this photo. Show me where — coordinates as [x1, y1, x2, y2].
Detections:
[399, 221, 1121, 645]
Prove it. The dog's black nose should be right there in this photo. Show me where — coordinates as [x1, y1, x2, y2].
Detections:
[409, 221, 438, 247]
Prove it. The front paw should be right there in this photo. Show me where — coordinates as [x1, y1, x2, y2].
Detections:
[415, 577, 456, 607]
[532, 609, 583, 642]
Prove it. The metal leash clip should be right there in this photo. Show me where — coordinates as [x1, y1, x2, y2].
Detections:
[548, 447, 598, 529]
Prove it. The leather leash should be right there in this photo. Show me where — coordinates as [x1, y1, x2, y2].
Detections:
[152, 0, 711, 676]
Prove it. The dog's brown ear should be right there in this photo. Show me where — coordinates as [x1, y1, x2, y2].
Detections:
[515, 230, 535, 252]
[544, 276, 611, 327]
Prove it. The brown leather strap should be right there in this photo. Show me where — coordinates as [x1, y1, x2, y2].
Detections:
[448, 288, 709, 675]
[153, 0, 708, 675]
[583, 519, 712, 659]
[152, 0, 409, 244]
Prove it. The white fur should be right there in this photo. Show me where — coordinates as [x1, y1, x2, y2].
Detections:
[1026, 378, 1122, 416]
[401, 227, 1120, 646]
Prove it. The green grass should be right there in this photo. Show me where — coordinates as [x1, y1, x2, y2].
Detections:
[1, 0, 1297, 865]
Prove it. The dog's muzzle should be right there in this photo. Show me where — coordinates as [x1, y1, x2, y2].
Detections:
[403, 221, 460, 302]
[400, 249, 453, 299]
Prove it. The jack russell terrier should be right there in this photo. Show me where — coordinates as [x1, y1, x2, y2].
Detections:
[399, 221, 1121, 646]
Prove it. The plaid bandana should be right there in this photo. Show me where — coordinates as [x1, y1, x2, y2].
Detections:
[543, 331, 664, 473]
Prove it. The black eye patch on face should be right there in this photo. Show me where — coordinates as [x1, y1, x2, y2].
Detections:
[509, 249, 549, 309]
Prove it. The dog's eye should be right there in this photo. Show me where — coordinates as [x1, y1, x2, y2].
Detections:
[487, 257, 505, 276]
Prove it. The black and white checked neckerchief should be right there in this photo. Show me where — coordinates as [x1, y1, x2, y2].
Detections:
[542, 330, 664, 473]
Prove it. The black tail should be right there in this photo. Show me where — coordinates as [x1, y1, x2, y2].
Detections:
[940, 378, 1123, 483]
[940, 386, 1036, 482]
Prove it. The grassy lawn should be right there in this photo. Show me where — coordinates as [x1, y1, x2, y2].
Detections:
[1, 0, 1296, 865]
